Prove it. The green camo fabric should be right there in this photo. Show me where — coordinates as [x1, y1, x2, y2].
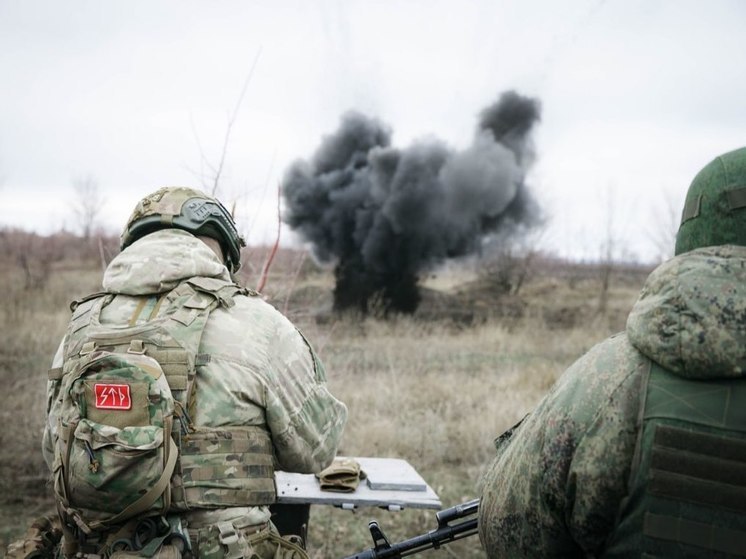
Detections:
[44, 229, 347, 529]
[478, 244, 746, 558]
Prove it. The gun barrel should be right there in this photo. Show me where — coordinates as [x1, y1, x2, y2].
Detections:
[397, 517, 478, 557]
[435, 498, 479, 526]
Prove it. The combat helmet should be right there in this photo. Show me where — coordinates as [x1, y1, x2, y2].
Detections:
[675, 147, 746, 255]
[121, 187, 246, 272]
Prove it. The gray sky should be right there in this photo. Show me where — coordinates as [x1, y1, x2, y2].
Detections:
[2, 0, 745, 262]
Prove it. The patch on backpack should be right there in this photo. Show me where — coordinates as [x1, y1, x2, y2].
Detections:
[93, 383, 132, 410]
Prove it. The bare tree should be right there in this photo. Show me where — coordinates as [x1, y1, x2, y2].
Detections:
[187, 48, 262, 197]
[597, 185, 623, 316]
[646, 187, 682, 263]
[72, 175, 105, 240]
[255, 183, 282, 293]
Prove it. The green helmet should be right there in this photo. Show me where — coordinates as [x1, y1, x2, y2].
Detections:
[675, 147, 746, 255]
[121, 187, 246, 272]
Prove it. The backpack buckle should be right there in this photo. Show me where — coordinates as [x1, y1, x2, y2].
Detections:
[217, 521, 242, 559]
[127, 340, 146, 355]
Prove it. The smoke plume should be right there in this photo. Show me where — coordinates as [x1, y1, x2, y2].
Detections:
[283, 90, 542, 314]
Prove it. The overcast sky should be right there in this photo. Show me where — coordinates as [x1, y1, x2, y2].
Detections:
[1, 0, 745, 263]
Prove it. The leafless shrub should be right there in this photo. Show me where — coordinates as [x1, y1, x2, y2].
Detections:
[478, 246, 538, 296]
[477, 228, 545, 296]
[646, 187, 682, 263]
[72, 175, 105, 241]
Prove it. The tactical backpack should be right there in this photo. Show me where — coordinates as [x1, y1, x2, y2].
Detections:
[49, 277, 277, 548]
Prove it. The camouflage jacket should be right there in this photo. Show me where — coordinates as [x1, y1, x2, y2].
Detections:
[478, 245, 746, 558]
[42, 229, 348, 523]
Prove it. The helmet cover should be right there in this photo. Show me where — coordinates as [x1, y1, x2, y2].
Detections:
[675, 147, 746, 255]
[121, 187, 246, 272]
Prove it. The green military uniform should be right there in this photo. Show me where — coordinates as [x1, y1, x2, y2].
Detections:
[40, 188, 348, 558]
[479, 147, 746, 557]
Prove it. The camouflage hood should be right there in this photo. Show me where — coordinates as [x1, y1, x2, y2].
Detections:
[103, 229, 231, 295]
[627, 245, 746, 380]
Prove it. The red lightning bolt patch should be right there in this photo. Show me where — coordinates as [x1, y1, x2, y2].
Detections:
[93, 383, 132, 410]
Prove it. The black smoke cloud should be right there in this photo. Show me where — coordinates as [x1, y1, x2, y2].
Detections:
[283, 90, 541, 314]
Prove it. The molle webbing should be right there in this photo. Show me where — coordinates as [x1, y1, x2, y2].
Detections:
[649, 425, 746, 514]
[644, 513, 746, 557]
[144, 348, 190, 391]
[631, 365, 746, 556]
[145, 350, 209, 392]
[171, 427, 277, 508]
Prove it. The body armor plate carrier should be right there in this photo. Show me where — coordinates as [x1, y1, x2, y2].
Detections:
[604, 362, 746, 558]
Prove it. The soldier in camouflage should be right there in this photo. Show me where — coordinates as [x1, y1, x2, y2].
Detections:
[478, 147, 746, 558]
[39, 187, 348, 558]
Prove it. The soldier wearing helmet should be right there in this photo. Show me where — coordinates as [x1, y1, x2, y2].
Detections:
[38, 187, 348, 558]
[120, 187, 246, 274]
[478, 147, 746, 557]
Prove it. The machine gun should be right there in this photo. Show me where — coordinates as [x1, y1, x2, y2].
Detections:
[343, 498, 480, 558]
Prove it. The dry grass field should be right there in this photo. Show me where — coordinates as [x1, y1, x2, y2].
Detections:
[0, 231, 652, 558]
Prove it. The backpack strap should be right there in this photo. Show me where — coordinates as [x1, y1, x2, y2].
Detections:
[69, 292, 108, 312]
[165, 278, 251, 413]
[186, 276, 255, 307]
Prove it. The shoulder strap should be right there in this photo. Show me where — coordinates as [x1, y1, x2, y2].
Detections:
[185, 276, 255, 308]
[69, 291, 108, 312]
[157, 280, 226, 414]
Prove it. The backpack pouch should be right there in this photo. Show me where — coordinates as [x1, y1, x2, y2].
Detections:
[67, 418, 166, 514]
[57, 351, 177, 526]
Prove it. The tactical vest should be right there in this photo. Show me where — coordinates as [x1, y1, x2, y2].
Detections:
[50, 277, 276, 540]
[603, 362, 746, 558]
